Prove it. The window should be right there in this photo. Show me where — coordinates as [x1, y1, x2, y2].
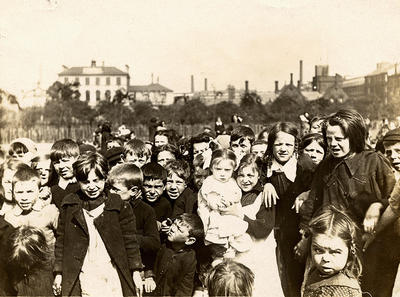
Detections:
[105, 90, 111, 101]
[96, 90, 101, 101]
[85, 77, 90, 85]
[106, 77, 110, 86]
[85, 90, 90, 101]
[64, 77, 68, 84]
[116, 77, 121, 86]
[96, 77, 100, 85]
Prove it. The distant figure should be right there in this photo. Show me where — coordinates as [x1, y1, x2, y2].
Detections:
[214, 117, 225, 136]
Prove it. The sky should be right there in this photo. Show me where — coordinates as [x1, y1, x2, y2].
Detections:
[1, 0, 400, 96]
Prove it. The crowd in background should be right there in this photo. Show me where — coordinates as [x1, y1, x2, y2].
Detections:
[1, 109, 400, 297]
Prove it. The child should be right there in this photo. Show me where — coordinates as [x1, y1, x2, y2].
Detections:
[165, 160, 198, 217]
[0, 159, 28, 215]
[206, 260, 255, 297]
[154, 144, 179, 168]
[50, 139, 80, 209]
[108, 163, 161, 294]
[0, 215, 15, 296]
[8, 138, 38, 165]
[302, 206, 362, 297]
[3, 166, 59, 247]
[5, 226, 54, 296]
[122, 138, 151, 168]
[154, 130, 170, 148]
[191, 154, 210, 192]
[230, 125, 255, 164]
[53, 152, 143, 297]
[153, 213, 204, 296]
[142, 162, 172, 229]
[198, 149, 251, 259]
[104, 146, 124, 169]
[31, 153, 57, 206]
[250, 139, 268, 159]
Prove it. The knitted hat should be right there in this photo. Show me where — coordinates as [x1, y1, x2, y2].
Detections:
[383, 128, 400, 143]
[104, 146, 123, 164]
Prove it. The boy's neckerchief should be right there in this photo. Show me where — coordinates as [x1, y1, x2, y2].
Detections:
[81, 192, 107, 211]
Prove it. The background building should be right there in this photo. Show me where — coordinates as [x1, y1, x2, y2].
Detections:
[58, 60, 130, 106]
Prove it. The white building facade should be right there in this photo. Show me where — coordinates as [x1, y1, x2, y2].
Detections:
[58, 61, 129, 106]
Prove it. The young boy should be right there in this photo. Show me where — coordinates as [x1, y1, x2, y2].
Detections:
[142, 162, 172, 229]
[229, 125, 255, 163]
[122, 139, 151, 168]
[108, 163, 161, 294]
[154, 130, 169, 148]
[164, 160, 197, 217]
[251, 139, 268, 159]
[50, 139, 80, 209]
[153, 213, 204, 297]
[4, 166, 59, 246]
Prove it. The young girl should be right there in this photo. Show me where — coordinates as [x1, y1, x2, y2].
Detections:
[303, 206, 362, 297]
[53, 152, 143, 297]
[198, 149, 251, 260]
[8, 138, 38, 165]
[299, 133, 327, 166]
[233, 153, 283, 297]
[31, 154, 57, 206]
[5, 226, 54, 296]
[0, 159, 29, 215]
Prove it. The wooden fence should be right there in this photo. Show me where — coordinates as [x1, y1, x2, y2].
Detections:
[0, 123, 268, 144]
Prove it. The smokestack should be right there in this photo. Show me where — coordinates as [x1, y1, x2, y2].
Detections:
[290, 73, 293, 85]
[396, 64, 398, 75]
[191, 75, 194, 93]
[274, 81, 279, 93]
[204, 78, 208, 91]
[125, 64, 129, 74]
[315, 65, 317, 77]
[245, 80, 249, 93]
[335, 74, 339, 88]
[297, 80, 301, 90]
[299, 60, 303, 86]
[91, 60, 96, 67]
[151, 73, 154, 84]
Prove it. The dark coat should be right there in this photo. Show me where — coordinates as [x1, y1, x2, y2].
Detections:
[153, 244, 196, 296]
[54, 191, 143, 296]
[0, 217, 16, 296]
[51, 182, 80, 209]
[171, 187, 197, 218]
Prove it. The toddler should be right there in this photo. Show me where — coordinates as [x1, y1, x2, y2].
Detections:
[198, 149, 251, 258]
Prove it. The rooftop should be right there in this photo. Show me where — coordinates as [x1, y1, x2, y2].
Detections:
[59, 66, 128, 76]
[128, 83, 173, 93]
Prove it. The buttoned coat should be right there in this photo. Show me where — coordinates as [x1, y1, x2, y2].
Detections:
[54, 191, 143, 296]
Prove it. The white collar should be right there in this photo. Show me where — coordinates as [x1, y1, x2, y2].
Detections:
[12, 201, 43, 216]
[267, 156, 297, 182]
[58, 177, 77, 190]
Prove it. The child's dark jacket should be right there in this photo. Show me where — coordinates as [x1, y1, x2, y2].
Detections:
[144, 195, 172, 223]
[54, 191, 143, 296]
[171, 187, 197, 218]
[130, 198, 160, 273]
[153, 243, 196, 296]
[0, 217, 16, 296]
[51, 182, 80, 209]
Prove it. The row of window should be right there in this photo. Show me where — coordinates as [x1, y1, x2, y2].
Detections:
[85, 90, 113, 101]
[64, 76, 122, 86]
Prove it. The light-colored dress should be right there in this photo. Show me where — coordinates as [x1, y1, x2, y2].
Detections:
[234, 194, 284, 297]
[198, 176, 252, 252]
[79, 204, 124, 297]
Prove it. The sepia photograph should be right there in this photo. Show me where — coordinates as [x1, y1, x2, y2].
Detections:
[1, 0, 400, 296]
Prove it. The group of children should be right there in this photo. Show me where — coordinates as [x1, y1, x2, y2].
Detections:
[1, 109, 400, 297]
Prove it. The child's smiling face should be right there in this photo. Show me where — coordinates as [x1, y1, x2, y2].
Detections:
[13, 179, 39, 211]
[79, 169, 105, 200]
[236, 166, 259, 193]
[53, 156, 77, 180]
[311, 233, 349, 276]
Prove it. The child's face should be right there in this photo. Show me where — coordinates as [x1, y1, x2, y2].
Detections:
[193, 166, 209, 190]
[13, 180, 39, 211]
[34, 160, 52, 186]
[157, 151, 176, 168]
[193, 142, 209, 158]
[230, 138, 251, 162]
[311, 233, 349, 276]
[154, 135, 168, 148]
[53, 156, 77, 180]
[236, 166, 259, 193]
[167, 219, 192, 243]
[304, 140, 325, 165]
[11, 151, 34, 165]
[166, 172, 186, 200]
[2, 169, 15, 201]
[124, 152, 149, 168]
[251, 143, 267, 159]
[272, 131, 295, 164]
[109, 181, 139, 201]
[143, 179, 165, 202]
[326, 124, 351, 159]
[212, 159, 234, 183]
[78, 169, 105, 200]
